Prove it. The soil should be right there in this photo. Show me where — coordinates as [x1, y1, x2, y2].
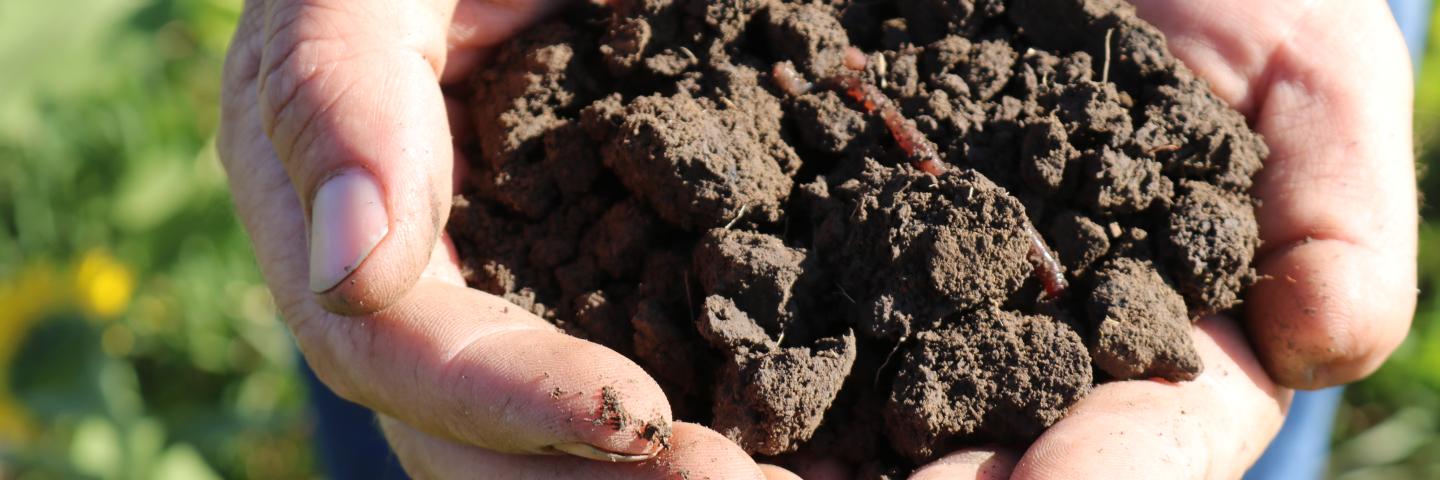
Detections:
[448, 0, 1265, 473]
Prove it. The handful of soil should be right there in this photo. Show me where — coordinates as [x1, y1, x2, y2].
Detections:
[448, 0, 1266, 473]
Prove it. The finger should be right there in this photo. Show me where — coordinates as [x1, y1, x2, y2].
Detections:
[255, 0, 461, 314]
[303, 280, 675, 458]
[380, 419, 767, 479]
[758, 465, 806, 480]
[441, 0, 566, 84]
[440, 47, 490, 85]
[911, 449, 1018, 480]
[1012, 316, 1291, 479]
[787, 458, 850, 480]
[222, 11, 672, 458]
[1131, 0, 1418, 388]
[448, 0, 561, 52]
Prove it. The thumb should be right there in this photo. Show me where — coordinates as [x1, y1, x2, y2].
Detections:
[256, 0, 458, 314]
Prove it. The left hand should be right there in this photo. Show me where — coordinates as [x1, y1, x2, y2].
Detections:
[910, 0, 1416, 476]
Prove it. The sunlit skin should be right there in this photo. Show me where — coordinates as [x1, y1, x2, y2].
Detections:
[217, 0, 1415, 477]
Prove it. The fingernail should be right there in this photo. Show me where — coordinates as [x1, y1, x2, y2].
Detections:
[548, 442, 656, 462]
[309, 169, 389, 293]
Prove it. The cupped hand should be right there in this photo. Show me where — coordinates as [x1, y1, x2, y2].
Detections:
[217, 0, 781, 477]
[912, 0, 1417, 477]
[219, 0, 1416, 477]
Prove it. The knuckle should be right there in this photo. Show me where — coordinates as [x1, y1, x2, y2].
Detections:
[279, 295, 371, 403]
[257, 33, 346, 157]
[256, 2, 363, 160]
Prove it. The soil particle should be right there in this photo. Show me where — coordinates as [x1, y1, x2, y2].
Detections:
[599, 92, 796, 231]
[1077, 147, 1173, 214]
[451, 0, 1266, 474]
[1086, 258, 1202, 380]
[885, 308, 1092, 462]
[1045, 210, 1110, 274]
[789, 90, 873, 154]
[1020, 115, 1080, 196]
[713, 332, 858, 455]
[813, 165, 1036, 330]
[694, 229, 808, 335]
[766, 3, 852, 79]
[697, 295, 777, 355]
[597, 386, 635, 431]
[1161, 181, 1260, 312]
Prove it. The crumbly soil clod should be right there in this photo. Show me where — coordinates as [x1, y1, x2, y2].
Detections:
[451, 0, 1264, 474]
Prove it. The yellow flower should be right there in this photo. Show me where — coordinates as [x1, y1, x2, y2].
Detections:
[0, 263, 60, 442]
[0, 250, 136, 443]
[73, 249, 135, 319]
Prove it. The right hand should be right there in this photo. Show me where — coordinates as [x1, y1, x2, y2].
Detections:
[217, 0, 782, 476]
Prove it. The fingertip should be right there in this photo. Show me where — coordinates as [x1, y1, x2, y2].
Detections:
[758, 464, 804, 480]
[530, 332, 676, 457]
[911, 448, 1017, 480]
[1014, 410, 1199, 478]
[640, 422, 766, 480]
[1247, 239, 1414, 389]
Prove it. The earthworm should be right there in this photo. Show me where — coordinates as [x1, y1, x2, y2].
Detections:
[770, 61, 946, 176]
[1022, 223, 1068, 300]
[774, 57, 1061, 294]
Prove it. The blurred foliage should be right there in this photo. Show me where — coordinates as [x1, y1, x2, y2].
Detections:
[1329, 5, 1440, 479]
[0, 0, 314, 478]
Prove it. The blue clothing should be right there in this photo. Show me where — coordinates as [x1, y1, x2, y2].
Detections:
[302, 361, 407, 479]
[1393, 0, 1434, 69]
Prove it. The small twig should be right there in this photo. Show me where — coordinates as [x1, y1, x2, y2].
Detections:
[1147, 144, 1181, 155]
[874, 335, 907, 387]
[835, 283, 857, 304]
[722, 204, 750, 229]
[1101, 28, 1114, 84]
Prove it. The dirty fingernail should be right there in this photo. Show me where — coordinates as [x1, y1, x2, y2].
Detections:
[309, 169, 389, 293]
[549, 442, 657, 462]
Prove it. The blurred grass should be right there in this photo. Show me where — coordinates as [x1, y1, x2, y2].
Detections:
[1328, 5, 1440, 479]
[0, 0, 313, 478]
[0, 0, 1435, 479]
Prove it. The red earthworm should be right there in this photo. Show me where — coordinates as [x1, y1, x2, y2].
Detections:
[774, 58, 1064, 295]
[771, 61, 946, 176]
[1022, 223, 1068, 300]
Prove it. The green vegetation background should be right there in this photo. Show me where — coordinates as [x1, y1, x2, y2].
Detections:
[0, 1, 1434, 478]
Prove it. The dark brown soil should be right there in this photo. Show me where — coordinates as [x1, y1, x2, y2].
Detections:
[449, 0, 1264, 473]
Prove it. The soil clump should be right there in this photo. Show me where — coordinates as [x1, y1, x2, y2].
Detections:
[449, 0, 1265, 473]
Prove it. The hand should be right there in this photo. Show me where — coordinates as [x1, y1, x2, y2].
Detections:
[217, 0, 778, 477]
[910, 0, 1417, 477]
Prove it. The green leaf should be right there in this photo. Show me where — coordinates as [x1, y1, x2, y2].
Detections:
[69, 416, 120, 478]
[150, 444, 221, 480]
